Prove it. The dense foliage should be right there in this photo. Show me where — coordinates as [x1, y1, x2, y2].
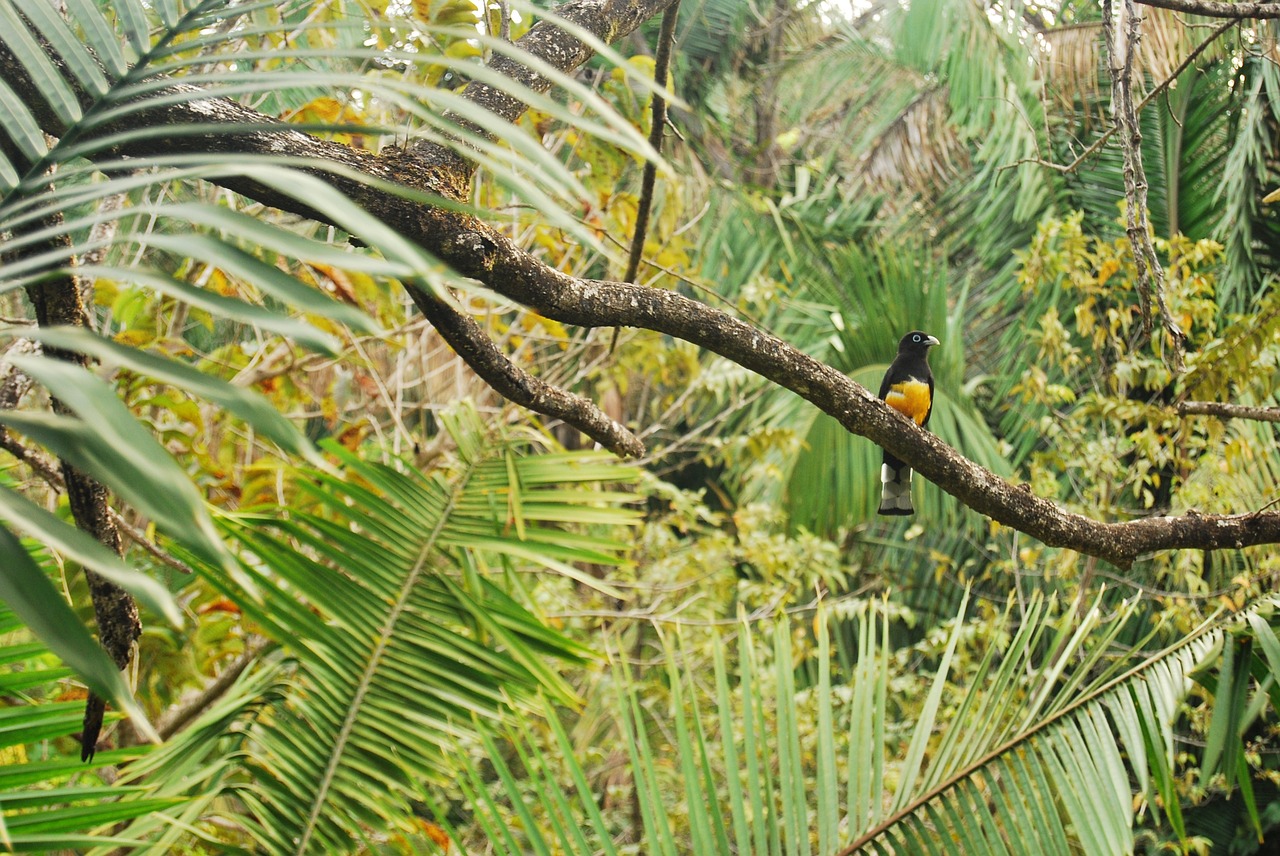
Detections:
[3, 0, 1280, 853]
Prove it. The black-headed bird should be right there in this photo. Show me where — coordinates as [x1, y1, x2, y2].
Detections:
[877, 331, 939, 515]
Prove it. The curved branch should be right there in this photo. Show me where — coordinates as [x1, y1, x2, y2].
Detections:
[405, 287, 644, 456]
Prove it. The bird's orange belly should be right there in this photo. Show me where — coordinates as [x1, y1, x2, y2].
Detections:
[885, 380, 931, 425]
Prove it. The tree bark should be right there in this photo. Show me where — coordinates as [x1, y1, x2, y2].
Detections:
[11, 213, 140, 762]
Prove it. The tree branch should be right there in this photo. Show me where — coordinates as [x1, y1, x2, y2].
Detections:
[404, 287, 644, 456]
[8, 0, 1280, 568]
[623, 0, 680, 285]
[1134, 0, 1280, 17]
[1104, 0, 1186, 369]
[6, 197, 140, 763]
[1178, 401, 1280, 422]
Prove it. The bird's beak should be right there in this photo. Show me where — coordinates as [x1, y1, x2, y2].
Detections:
[926, 335, 940, 346]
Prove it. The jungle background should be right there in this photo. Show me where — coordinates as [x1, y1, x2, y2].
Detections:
[4, 0, 1280, 852]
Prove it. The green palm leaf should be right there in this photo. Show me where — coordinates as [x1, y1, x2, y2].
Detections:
[0, 0, 655, 702]
[91, 648, 292, 855]
[446, 590, 1280, 854]
[170, 404, 638, 854]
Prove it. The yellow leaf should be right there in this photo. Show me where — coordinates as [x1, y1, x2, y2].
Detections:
[114, 329, 154, 348]
[1096, 257, 1120, 285]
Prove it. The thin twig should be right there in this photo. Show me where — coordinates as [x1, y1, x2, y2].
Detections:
[610, 1, 681, 356]
[109, 510, 195, 575]
[597, 226, 768, 328]
[156, 639, 273, 739]
[623, 1, 680, 285]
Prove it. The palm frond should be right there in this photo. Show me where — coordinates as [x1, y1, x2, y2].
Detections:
[0, 0, 655, 692]
[0, 522, 161, 740]
[439, 589, 1280, 854]
[96, 649, 294, 854]
[174, 403, 638, 854]
[1216, 57, 1280, 311]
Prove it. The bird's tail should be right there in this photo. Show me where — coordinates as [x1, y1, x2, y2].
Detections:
[878, 452, 913, 515]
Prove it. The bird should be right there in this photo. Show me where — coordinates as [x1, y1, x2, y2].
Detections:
[877, 331, 939, 515]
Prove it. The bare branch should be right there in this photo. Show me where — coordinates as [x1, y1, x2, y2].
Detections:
[1178, 401, 1280, 422]
[1134, 0, 1280, 17]
[7, 202, 140, 763]
[405, 287, 644, 457]
[1104, 0, 1186, 368]
[623, 1, 680, 285]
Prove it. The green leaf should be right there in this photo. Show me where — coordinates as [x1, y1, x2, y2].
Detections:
[62, 0, 128, 77]
[174, 405, 630, 853]
[0, 528, 156, 742]
[73, 265, 342, 355]
[0, 78, 46, 168]
[0, 483, 180, 625]
[16, 1, 110, 96]
[141, 234, 377, 335]
[0, 1, 82, 127]
[1201, 634, 1237, 785]
[0, 354, 234, 574]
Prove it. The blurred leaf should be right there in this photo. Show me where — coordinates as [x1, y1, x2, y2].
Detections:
[0, 481, 179, 625]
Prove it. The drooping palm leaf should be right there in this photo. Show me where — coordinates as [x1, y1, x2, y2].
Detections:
[0, 0, 655, 699]
[92, 648, 294, 855]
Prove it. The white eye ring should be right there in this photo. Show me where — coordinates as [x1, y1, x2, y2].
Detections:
[912, 334, 921, 342]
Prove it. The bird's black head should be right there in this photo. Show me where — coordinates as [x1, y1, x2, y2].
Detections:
[897, 331, 940, 354]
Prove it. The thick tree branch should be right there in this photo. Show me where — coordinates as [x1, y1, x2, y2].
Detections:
[1134, 0, 1280, 17]
[7, 0, 1280, 568]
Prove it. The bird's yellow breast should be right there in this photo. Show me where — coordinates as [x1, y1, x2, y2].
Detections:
[885, 380, 931, 425]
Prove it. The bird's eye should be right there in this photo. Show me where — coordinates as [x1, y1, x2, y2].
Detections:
[912, 334, 921, 342]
